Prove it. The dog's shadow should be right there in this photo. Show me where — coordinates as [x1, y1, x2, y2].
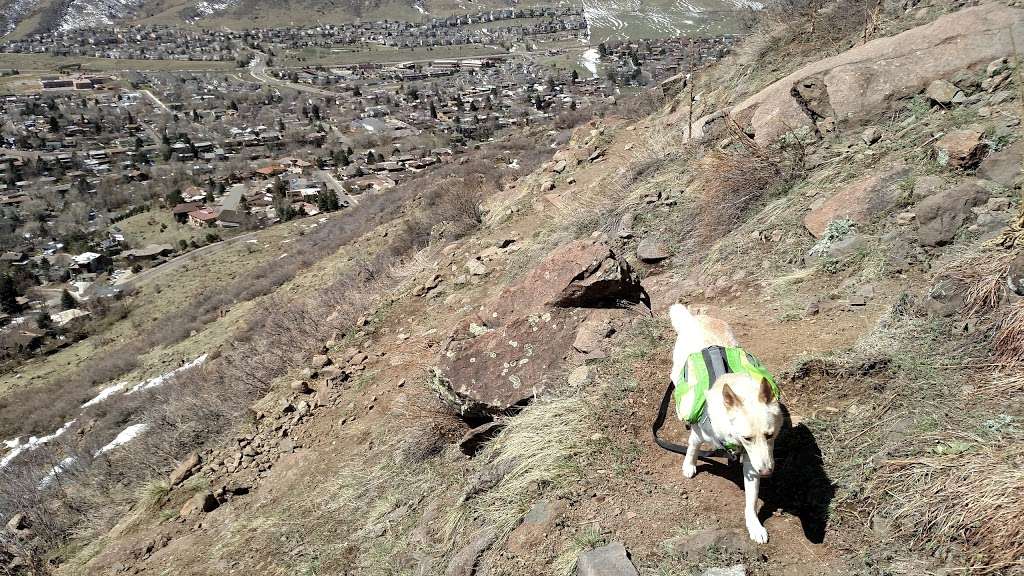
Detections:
[697, 406, 834, 544]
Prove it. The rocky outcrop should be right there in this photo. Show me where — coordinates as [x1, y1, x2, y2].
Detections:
[636, 237, 671, 262]
[436, 239, 647, 414]
[803, 166, 910, 237]
[179, 491, 218, 517]
[978, 141, 1024, 187]
[718, 4, 1024, 145]
[480, 239, 647, 325]
[435, 309, 584, 414]
[934, 129, 987, 169]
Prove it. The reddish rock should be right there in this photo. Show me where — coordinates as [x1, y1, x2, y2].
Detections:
[934, 129, 987, 169]
[480, 239, 647, 325]
[179, 492, 218, 517]
[573, 313, 616, 355]
[718, 4, 1024, 145]
[168, 452, 201, 486]
[915, 181, 989, 246]
[978, 141, 1023, 187]
[803, 166, 911, 237]
[436, 308, 583, 414]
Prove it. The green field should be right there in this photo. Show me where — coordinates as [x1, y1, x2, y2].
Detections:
[115, 210, 216, 249]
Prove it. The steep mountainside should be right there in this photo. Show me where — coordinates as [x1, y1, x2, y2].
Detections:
[2, 0, 1024, 575]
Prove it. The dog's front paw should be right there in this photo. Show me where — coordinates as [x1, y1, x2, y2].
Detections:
[746, 522, 769, 544]
[681, 462, 697, 478]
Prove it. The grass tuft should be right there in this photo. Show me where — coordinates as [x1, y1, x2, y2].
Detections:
[444, 395, 593, 544]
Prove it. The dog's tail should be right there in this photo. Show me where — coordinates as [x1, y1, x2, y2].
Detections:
[668, 303, 700, 335]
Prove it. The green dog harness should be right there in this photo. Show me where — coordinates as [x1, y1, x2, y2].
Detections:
[674, 345, 780, 424]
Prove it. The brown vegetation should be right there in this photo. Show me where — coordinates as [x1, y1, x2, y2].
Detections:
[692, 146, 789, 249]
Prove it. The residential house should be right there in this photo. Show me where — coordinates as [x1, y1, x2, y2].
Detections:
[187, 208, 219, 227]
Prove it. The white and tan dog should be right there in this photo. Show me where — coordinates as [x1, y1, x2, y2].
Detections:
[669, 303, 783, 543]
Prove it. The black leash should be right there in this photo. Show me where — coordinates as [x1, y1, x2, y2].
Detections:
[651, 379, 689, 455]
[651, 377, 736, 461]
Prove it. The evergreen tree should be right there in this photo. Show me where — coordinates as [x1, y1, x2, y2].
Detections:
[272, 176, 287, 197]
[165, 188, 184, 206]
[0, 274, 19, 314]
[61, 288, 76, 310]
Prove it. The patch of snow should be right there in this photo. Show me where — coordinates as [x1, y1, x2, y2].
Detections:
[38, 456, 77, 489]
[57, 0, 147, 31]
[125, 354, 208, 395]
[81, 382, 128, 408]
[0, 420, 77, 469]
[580, 48, 600, 78]
[192, 0, 240, 18]
[94, 423, 147, 456]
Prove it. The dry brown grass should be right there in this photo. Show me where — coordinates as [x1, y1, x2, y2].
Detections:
[869, 444, 1024, 574]
[993, 301, 1024, 366]
[937, 248, 1017, 318]
[442, 395, 593, 545]
[692, 147, 787, 249]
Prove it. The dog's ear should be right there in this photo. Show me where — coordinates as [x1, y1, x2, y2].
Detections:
[722, 383, 740, 409]
[758, 377, 774, 404]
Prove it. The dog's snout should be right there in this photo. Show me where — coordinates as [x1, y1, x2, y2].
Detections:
[757, 467, 773, 478]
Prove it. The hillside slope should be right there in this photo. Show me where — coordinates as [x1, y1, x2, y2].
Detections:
[3, 1, 1024, 575]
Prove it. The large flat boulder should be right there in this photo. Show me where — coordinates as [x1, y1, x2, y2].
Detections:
[480, 239, 647, 326]
[435, 309, 584, 414]
[803, 166, 910, 237]
[719, 4, 1024, 145]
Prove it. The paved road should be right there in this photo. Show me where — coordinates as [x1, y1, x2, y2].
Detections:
[316, 169, 359, 206]
[118, 228, 264, 287]
[0, 148, 41, 159]
[140, 89, 171, 114]
[248, 53, 341, 98]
